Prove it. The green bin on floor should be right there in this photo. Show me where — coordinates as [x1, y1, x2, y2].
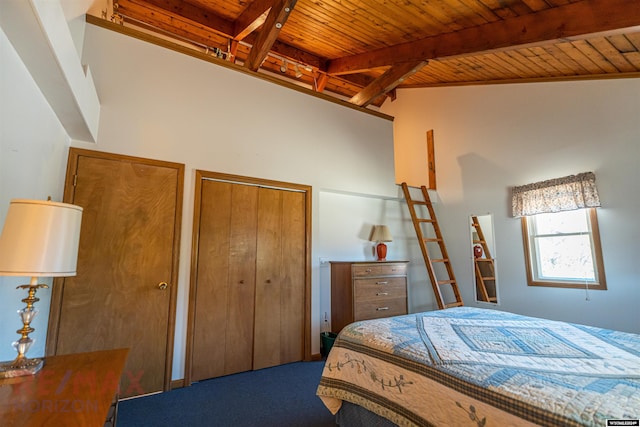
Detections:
[320, 332, 337, 358]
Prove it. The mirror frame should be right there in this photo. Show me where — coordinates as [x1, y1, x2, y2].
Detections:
[470, 213, 499, 304]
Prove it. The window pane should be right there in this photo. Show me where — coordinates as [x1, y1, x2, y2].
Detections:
[534, 210, 588, 235]
[535, 234, 595, 280]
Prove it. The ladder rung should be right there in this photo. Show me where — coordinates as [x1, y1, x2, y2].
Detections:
[475, 258, 493, 262]
[481, 276, 496, 280]
[445, 301, 464, 308]
[410, 201, 431, 206]
[438, 280, 456, 285]
[423, 238, 442, 243]
[431, 259, 449, 263]
[417, 218, 435, 223]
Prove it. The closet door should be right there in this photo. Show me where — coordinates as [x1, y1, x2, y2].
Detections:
[47, 148, 183, 397]
[187, 171, 310, 384]
[190, 180, 258, 381]
[254, 188, 305, 370]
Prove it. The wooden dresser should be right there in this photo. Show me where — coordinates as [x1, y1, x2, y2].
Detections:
[330, 261, 409, 333]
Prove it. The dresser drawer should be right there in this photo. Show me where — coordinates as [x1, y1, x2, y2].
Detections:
[379, 263, 407, 276]
[354, 297, 407, 321]
[352, 264, 383, 277]
[354, 277, 406, 300]
[353, 263, 407, 277]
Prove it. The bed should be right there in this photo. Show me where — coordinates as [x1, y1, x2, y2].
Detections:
[316, 307, 640, 427]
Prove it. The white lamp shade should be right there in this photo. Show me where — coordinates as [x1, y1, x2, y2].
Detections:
[370, 225, 392, 242]
[0, 199, 83, 277]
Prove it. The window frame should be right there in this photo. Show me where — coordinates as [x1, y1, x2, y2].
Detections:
[521, 208, 606, 290]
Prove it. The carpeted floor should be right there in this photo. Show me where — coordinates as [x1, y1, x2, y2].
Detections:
[117, 360, 336, 427]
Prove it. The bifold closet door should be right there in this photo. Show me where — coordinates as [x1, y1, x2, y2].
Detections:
[190, 178, 306, 381]
[253, 187, 305, 370]
[191, 180, 258, 381]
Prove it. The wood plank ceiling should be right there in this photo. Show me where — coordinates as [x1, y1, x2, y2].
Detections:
[108, 0, 640, 108]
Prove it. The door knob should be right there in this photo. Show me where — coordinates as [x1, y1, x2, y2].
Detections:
[158, 282, 169, 290]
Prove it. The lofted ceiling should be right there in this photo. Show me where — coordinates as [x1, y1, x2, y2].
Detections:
[106, 0, 640, 108]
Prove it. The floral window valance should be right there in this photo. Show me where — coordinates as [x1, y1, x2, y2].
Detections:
[511, 172, 601, 217]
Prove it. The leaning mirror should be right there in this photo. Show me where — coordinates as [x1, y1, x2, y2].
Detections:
[470, 214, 499, 304]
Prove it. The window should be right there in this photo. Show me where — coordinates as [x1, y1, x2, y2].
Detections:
[521, 208, 606, 289]
[512, 172, 605, 290]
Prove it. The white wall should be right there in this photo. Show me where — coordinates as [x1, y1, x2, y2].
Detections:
[0, 13, 427, 382]
[381, 79, 640, 334]
[0, 27, 71, 361]
[71, 24, 413, 379]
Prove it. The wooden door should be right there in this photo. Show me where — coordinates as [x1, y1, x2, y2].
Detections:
[190, 180, 258, 381]
[254, 188, 306, 370]
[186, 171, 310, 384]
[47, 148, 183, 397]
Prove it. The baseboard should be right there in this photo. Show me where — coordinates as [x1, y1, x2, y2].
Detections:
[171, 379, 185, 389]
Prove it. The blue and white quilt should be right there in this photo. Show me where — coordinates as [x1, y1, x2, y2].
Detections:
[317, 307, 640, 426]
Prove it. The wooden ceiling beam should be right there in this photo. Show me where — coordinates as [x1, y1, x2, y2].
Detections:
[116, 0, 231, 49]
[314, 73, 328, 92]
[349, 61, 427, 107]
[328, 0, 640, 75]
[339, 73, 376, 89]
[118, 0, 327, 70]
[117, 0, 234, 37]
[244, 0, 298, 71]
[234, 0, 272, 40]
[245, 35, 327, 70]
[118, 15, 225, 51]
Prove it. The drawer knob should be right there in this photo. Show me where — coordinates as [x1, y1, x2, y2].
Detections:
[376, 292, 389, 296]
[376, 281, 388, 285]
[376, 307, 389, 311]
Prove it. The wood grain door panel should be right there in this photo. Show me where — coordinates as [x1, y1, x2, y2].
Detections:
[254, 188, 284, 370]
[254, 188, 305, 370]
[191, 180, 257, 381]
[47, 149, 183, 397]
[277, 189, 306, 365]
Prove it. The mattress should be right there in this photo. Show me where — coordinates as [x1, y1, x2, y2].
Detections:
[316, 307, 640, 426]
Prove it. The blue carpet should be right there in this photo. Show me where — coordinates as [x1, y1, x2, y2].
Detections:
[117, 361, 335, 427]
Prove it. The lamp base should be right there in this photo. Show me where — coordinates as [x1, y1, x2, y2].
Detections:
[376, 242, 388, 261]
[0, 356, 43, 378]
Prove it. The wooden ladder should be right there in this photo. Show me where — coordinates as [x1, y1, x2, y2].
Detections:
[471, 216, 497, 303]
[401, 183, 464, 309]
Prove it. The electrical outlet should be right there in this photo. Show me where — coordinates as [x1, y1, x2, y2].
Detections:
[319, 257, 329, 265]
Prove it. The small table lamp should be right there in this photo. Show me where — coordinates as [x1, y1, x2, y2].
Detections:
[0, 199, 82, 378]
[370, 225, 393, 261]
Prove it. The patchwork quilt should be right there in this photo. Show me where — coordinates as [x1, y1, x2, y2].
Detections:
[316, 307, 640, 426]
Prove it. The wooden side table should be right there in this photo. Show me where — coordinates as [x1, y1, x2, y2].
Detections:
[0, 348, 128, 427]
